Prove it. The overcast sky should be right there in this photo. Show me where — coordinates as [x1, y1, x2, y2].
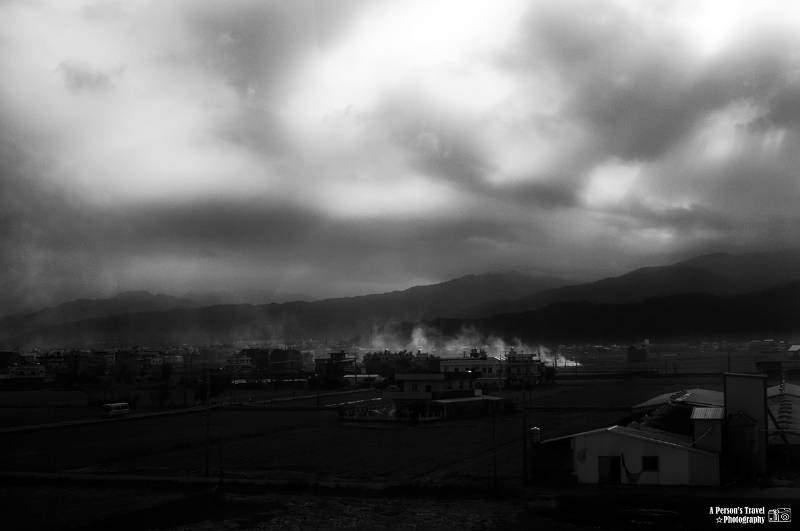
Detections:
[1, 0, 800, 314]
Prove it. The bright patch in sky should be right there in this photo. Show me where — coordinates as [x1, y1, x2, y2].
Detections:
[582, 160, 640, 208]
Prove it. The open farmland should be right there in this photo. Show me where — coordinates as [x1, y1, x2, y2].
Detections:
[0, 376, 726, 485]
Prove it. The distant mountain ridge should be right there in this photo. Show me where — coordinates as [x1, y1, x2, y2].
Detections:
[2, 249, 799, 348]
[428, 281, 800, 343]
[0, 291, 198, 341]
[6, 280, 800, 349]
[0, 271, 568, 348]
[184, 289, 315, 307]
[676, 249, 800, 293]
[460, 249, 800, 317]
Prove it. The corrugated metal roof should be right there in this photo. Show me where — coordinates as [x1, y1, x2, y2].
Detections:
[540, 425, 716, 455]
[633, 388, 723, 410]
[768, 393, 800, 445]
[768, 383, 800, 398]
[675, 389, 724, 408]
[691, 406, 724, 420]
[632, 391, 678, 410]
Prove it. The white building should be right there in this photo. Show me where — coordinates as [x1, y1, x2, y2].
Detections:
[540, 424, 719, 486]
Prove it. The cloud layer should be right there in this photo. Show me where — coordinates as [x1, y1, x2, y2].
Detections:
[1, 0, 800, 314]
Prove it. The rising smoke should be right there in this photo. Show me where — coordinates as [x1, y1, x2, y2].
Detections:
[368, 324, 579, 366]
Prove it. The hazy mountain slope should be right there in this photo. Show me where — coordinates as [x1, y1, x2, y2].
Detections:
[6, 250, 799, 348]
[676, 249, 800, 293]
[462, 249, 800, 318]
[0, 271, 567, 348]
[0, 291, 198, 340]
[9, 280, 799, 349]
[430, 281, 800, 343]
[462, 265, 735, 317]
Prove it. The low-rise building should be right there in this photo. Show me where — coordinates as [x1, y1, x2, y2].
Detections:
[538, 424, 719, 486]
[384, 372, 504, 420]
[534, 374, 778, 486]
[314, 350, 357, 381]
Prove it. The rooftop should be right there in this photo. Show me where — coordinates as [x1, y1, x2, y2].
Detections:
[541, 425, 715, 455]
[431, 395, 504, 404]
[633, 388, 724, 410]
[690, 407, 724, 420]
[395, 372, 475, 381]
[767, 382, 800, 398]
[767, 383, 800, 444]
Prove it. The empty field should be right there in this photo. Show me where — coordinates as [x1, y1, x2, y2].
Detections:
[0, 376, 725, 486]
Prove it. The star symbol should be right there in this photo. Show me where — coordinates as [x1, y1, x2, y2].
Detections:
[717, 517, 723, 523]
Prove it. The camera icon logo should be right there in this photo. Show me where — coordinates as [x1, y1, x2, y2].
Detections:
[768, 507, 792, 523]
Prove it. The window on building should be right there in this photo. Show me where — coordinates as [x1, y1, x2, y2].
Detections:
[487, 367, 492, 374]
[642, 456, 659, 471]
[425, 385, 432, 392]
[411, 383, 418, 391]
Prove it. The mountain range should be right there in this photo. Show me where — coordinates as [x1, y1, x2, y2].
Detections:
[461, 249, 800, 317]
[430, 281, 800, 344]
[1, 249, 799, 348]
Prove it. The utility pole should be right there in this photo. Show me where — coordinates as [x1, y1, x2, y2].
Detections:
[182, 356, 186, 407]
[218, 432, 224, 485]
[492, 402, 498, 489]
[205, 366, 210, 477]
[522, 407, 528, 484]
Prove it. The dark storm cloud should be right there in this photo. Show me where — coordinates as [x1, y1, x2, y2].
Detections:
[116, 199, 325, 251]
[2, 0, 800, 313]
[377, 93, 580, 210]
[0, 137, 113, 314]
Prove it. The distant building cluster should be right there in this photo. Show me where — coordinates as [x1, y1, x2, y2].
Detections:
[341, 347, 554, 422]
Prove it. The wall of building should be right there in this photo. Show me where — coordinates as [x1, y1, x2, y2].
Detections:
[572, 431, 718, 486]
[693, 419, 723, 453]
[689, 450, 720, 486]
[725, 373, 767, 474]
[440, 359, 504, 377]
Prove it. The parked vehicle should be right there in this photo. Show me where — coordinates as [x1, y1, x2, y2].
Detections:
[101, 402, 130, 418]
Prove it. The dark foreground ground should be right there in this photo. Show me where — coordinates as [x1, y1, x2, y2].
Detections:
[2, 480, 799, 530]
[1, 375, 797, 529]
